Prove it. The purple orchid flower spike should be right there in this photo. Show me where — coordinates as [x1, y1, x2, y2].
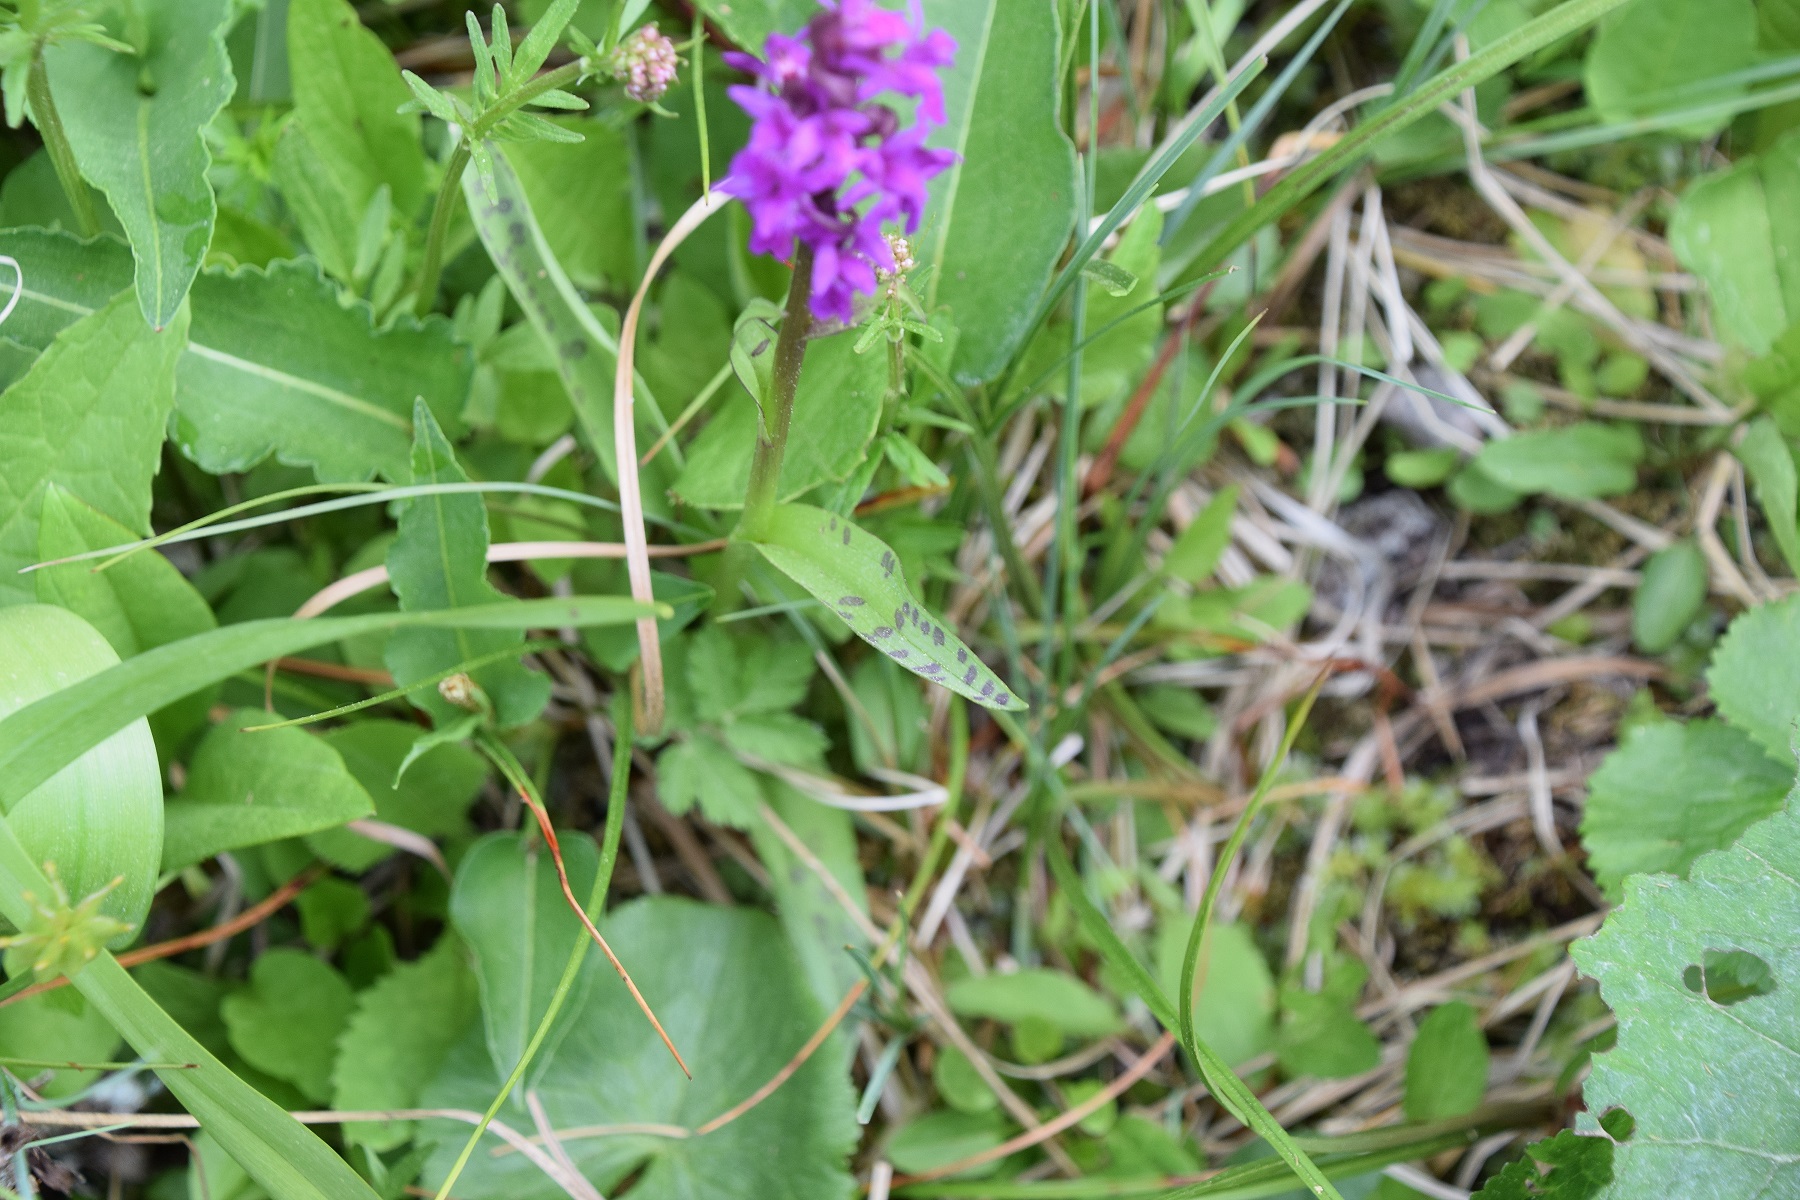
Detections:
[722, 0, 957, 323]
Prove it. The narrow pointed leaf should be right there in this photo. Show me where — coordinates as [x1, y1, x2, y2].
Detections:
[750, 503, 1026, 710]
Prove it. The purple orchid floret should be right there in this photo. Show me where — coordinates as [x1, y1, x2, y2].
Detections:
[722, 0, 957, 323]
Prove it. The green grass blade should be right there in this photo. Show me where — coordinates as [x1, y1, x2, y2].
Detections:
[1176, 0, 1637, 285]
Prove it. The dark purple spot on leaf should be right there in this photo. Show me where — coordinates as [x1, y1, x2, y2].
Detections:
[994, 693, 1010, 706]
[871, 626, 893, 639]
[841, 596, 865, 607]
[980, 682, 994, 698]
[933, 628, 945, 646]
[842, 527, 852, 546]
[963, 666, 977, 685]
[561, 339, 587, 359]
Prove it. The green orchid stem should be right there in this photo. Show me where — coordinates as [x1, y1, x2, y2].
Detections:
[26, 44, 98, 238]
[412, 59, 586, 316]
[436, 709, 634, 1200]
[735, 242, 815, 543]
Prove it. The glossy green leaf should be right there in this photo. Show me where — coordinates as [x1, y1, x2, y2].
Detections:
[305, 720, 488, 872]
[46, 0, 234, 328]
[1708, 593, 1800, 764]
[0, 232, 472, 484]
[1403, 1002, 1489, 1121]
[450, 831, 601, 1088]
[422, 896, 857, 1200]
[384, 402, 551, 729]
[0, 604, 160, 945]
[673, 331, 885, 508]
[162, 710, 377, 873]
[222, 948, 356, 1103]
[1580, 718, 1791, 899]
[1471, 423, 1643, 499]
[918, 0, 1077, 384]
[1668, 131, 1800, 355]
[32, 484, 218, 750]
[751, 502, 1026, 710]
[1583, 0, 1758, 137]
[1631, 540, 1709, 654]
[1572, 800, 1800, 1198]
[946, 967, 1124, 1037]
[1736, 417, 1800, 575]
[0, 287, 185, 604]
[466, 146, 637, 483]
[287, 0, 426, 219]
[332, 935, 480, 1150]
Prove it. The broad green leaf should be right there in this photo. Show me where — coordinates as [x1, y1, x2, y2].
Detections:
[1580, 719, 1791, 900]
[1470, 423, 1642, 500]
[1572, 800, 1800, 1198]
[46, 0, 234, 328]
[221, 948, 356, 1103]
[945, 968, 1124, 1037]
[271, 120, 367, 282]
[466, 146, 642, 485]
[450, 831, 601, 1088]
[672, 330, 885, 508]
[1472, 1129, 1615, 1199]
[33, 484, 218, 751]
[0, 596, 651, 825]
[1708, 593, 1800, 764]
[692, 0, 817, 49]
[751, 503, 1026, 710]
[505, 119, 638, 293]
[1402, 1002, 1489, 1121]
[919, 0, 1077, 384]
[384, 403, 551, 729]
[1736, 417, 1800, 575]
[749, 783, 869, 1013]
[331, 935, 480, 1150]
[0, 288, 185, 604]
[0, 990, 121, 1099]
[0, 232, 472, 483]
[422, 896, 857, 1200]
[1668, 131, 1800, 355]
[1630, 540, 1708, 654]
[162, 710, 377, 873]
[0, 604, 160, 945]
[1153, 919, 1275, 1068]
[305, 720, 488, 872]
[1162, 485, 1240, 584]
[287, 0, 425, 218]
[1583, 0, 1758, 137]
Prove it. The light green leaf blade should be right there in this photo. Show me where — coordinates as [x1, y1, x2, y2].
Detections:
[672, 331, 884, 508]
[1668, 130, 1800, 355]
[1402, 1002, 1489, 1121]
[1736, 416, 1800, 575]
[306, 720, 488, 871]
[0, 990, 121, 1099]
[1572, 800, 1800, 1199]
[465, 145, 636, 483]
[751, 502, 1026, 710]
[1630, 540, 1708, 655]
[1470, 423, 1643, 500]
[749, 783, 869, 1014]
[450, 831, 600, 1089]
[34, 483, 219, 751]
[385, 402, 550, 728]
[1580, 719, 1791, 899]
[945, 968, 1124, 1037]
[0, 232, 472, 484]
[221, 948, 356, 1103]
[422, 896, 857, 1200]
[0, 287, 185, 604]
[46, 0, 235, 328]
[331, 935, 480, 1150]
[1708, 593, 1800, 765]
[0, 604, 161, 945]
[1153, 918, 1275, 1069]
[504, 119, 638, 293]
[161, 710, 377, 874]
[657, 733, 764, 827]
[1583, 0, 1758, 138]
[919, 0, 1077, 384]
[287, 0, 426, 219]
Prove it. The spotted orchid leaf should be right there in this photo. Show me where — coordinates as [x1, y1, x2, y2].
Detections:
[750, 503, 1025, 711]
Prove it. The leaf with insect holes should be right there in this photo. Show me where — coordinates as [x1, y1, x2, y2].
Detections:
[750, 503, 1026, 711]
[1571, 794, 1800, 1198]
